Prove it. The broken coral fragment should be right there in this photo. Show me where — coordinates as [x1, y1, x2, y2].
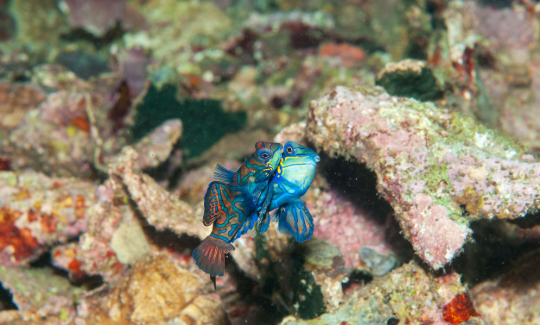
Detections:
[104, 118, 183, 171]
[109, 146, 208, 239]
[0, 265, 82, 320]
[0, 171, 96, 266]
[306, 86, 540, 269]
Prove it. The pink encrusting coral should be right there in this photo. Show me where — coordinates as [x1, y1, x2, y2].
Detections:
[306, 86, 540, 269]
[306, 187, 394, 269]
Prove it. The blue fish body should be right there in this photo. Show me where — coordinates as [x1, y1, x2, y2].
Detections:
[192, 141, 282, 278]
[260, 141, 320, 242]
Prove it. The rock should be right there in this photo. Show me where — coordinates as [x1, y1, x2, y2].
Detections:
[110, 219, 152, 265]
[359, 247, 396, 277]
[0, 265, 82, 321]
[306, 86, 540, 270]
[471, 249, 540, 325]
[281, 260, 477, 325]
[80, 254, 229, 324]
[0, 82, 46, 130]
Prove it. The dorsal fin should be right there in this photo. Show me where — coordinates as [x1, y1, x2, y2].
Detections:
[214, 164, 238, 183]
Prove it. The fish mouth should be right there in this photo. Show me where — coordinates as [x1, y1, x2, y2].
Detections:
[314, 155, 320, 163]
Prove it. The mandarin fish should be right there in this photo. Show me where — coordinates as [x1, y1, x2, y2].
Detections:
[258, 141, 320, 242]
[192, 141, 282, 287]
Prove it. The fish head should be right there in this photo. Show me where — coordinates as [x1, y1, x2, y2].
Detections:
[282, 142, 320, 163]
[277, 142, 320, 193]
[252, 141, 283, 182]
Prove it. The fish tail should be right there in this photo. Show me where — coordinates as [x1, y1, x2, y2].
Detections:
[277, 200, 314, 243]
[192, 235, 235, 277]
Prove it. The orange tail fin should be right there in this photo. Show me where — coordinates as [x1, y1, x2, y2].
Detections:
[192, 236, 235, 277]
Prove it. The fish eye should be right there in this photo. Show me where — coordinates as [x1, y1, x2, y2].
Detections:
[261, 153, 270, 158]
[286, 147, 293, 154]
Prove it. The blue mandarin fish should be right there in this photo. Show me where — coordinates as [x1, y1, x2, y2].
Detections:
[259, 141, 320, 242]
[192, 141, 282, 284]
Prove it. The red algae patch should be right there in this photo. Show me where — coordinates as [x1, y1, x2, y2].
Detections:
[319, 42, 366, 68]
[0, 207, 42, 263]
[442, 293, 480, 325]
[0, 158, 11, 171]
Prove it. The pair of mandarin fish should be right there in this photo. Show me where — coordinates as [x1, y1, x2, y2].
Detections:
[192, 141, 320, 287]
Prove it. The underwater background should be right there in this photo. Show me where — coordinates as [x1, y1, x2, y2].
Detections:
[1, 0, 540, 324]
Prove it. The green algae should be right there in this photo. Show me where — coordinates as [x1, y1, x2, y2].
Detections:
[131, 84, 246, 159]
[376, 67, 443, 102]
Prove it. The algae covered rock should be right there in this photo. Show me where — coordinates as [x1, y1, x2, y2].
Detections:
[281, 260, 478, 325]
[0, 265, 82, 321]
[307, 86, 540, 270]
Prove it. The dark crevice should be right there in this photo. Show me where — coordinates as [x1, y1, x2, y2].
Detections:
[59, 22, 125, 50]
[342, 270, 373, 293]
[223, 255, 288, 325]
[0, 282, 17, 311]
[478, 0, 514, 8]
[507, 211, 540, 229]
[452, 219, 540, 287]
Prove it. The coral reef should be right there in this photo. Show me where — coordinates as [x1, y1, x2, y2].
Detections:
[306, 85, 539, 269]
[1, 0, 540, 323]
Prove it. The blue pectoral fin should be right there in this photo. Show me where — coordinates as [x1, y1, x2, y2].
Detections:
[258, 184, 273, 219]
[277, 200, 314, 243]
[259, 209, 278, 233]
[214, 164, 239, 183]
